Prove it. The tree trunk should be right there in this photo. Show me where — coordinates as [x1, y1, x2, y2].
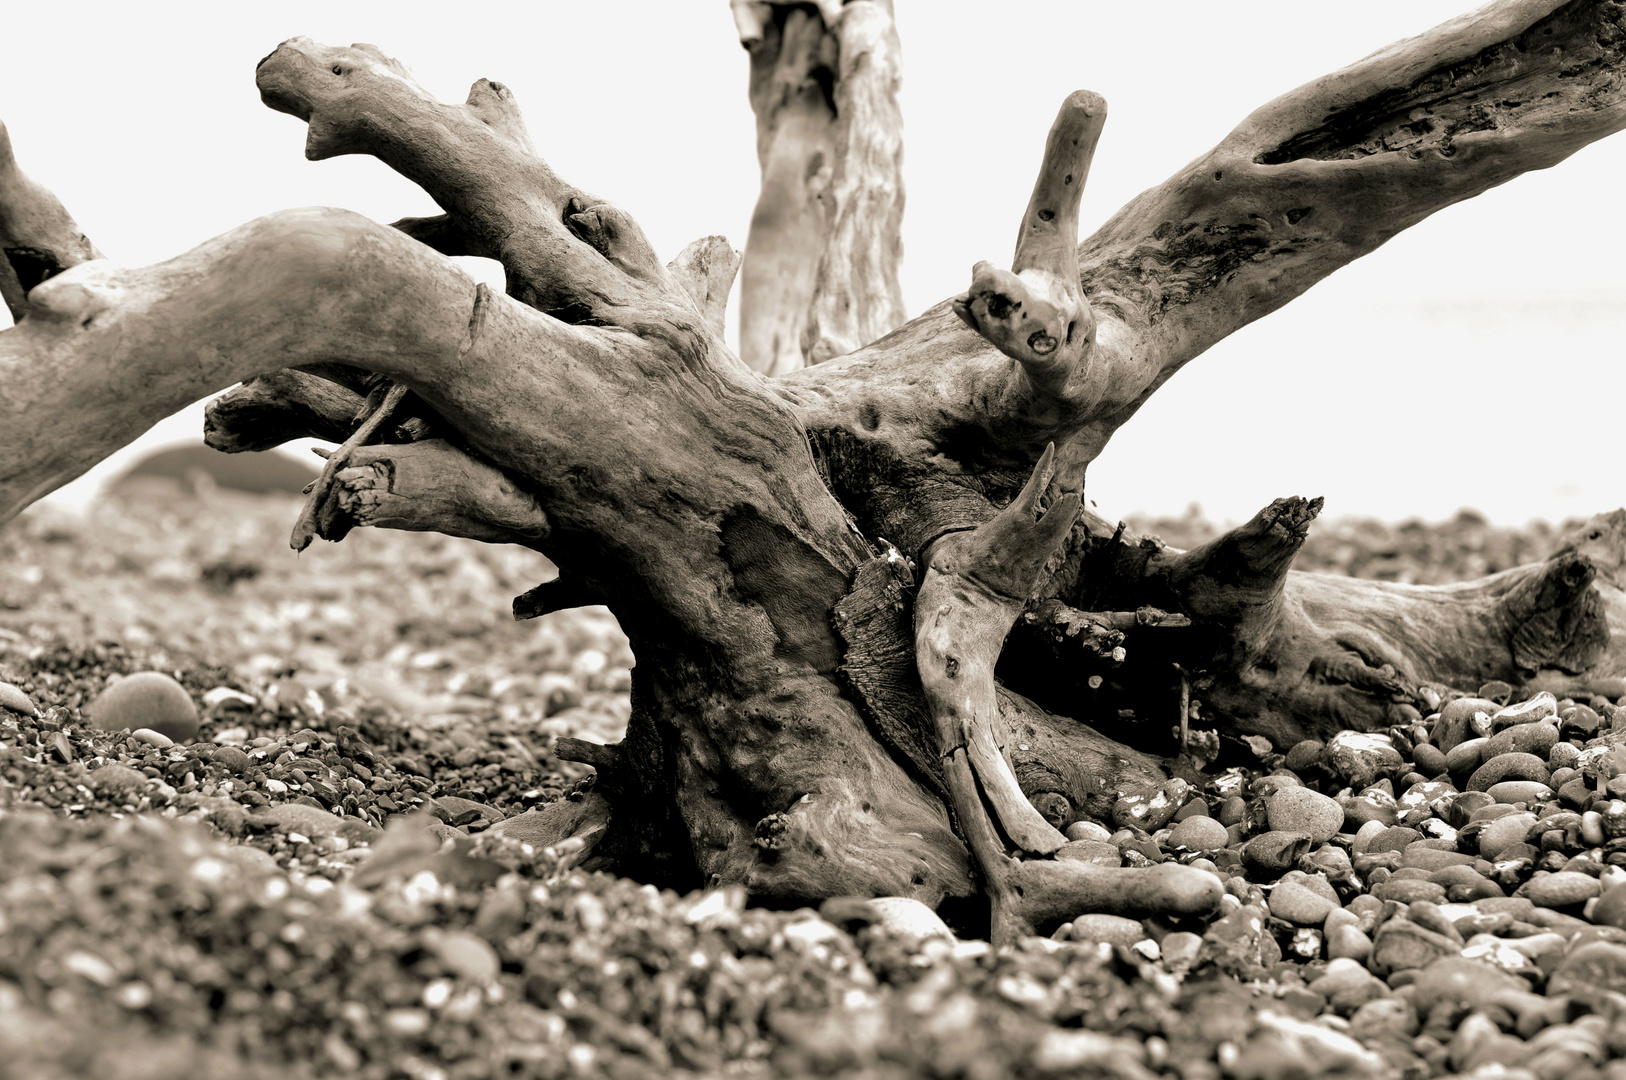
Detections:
[2, 1, 1625, 941]
[735, 0, 906, 374]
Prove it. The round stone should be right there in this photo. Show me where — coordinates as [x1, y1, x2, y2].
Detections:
[1372, 879, 1448, 905]
[89, 764, 148, 799]
[1524, 871, 1600, 909]
[1549, 941, 1626, 996]
[1412, 743, 1448, 777]
[1268, 880, 1335, 926]
[1326, 731, 1404, 788]
[1591, 884, 1626, 930]
[867, 897, 953, 944]
[1445, 738, 1489, 777]
[1492, 693, 1557, 726]
[212, 746, 253, 774]
[1485, 781, 1555, 805]
[1067, 914, 1145, 946]
[425, 929, 500, 982]
[1483, 722, 1559, 761]
[1064, 819, 1112, 843]
[1370, 919, 1459, 976]
[1167, 815, 1229, 852]
[0, 681, 36, 716]
[1467, 753, 1549, 792]
[88, 672, 200, 743]
[1433, 698, 1500, 753]
[1326, 924, 1373, 963]
[1242, 831, 1312, 876]
[1267, 787, 1344, 843]
[1476, 811, 1537, 860]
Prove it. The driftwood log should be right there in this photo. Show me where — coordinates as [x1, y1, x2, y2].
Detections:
[2, 1, 1625, 941]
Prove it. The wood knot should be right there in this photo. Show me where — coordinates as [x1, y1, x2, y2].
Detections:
[753, 812, 790, 850]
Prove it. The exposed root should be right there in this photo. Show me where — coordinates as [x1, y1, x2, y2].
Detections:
[290, 383, 410, 552]
[306, 438, 550, 548]
[204, 369, 367, 453]
[513, 576, 605, 621]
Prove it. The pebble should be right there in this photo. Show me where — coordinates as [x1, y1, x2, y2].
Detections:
[1548, 940, 1626, 996]
[129, 728, 173, 748]
[1267, 881, 1335, 926]
[1166, 815, 1228, 852]
[1064, 820, 1112, 843]
[1592, 884, 1626, 930]
[1325, 924, 1373, 962]
[1340, 790, 1399, 830]
[867, 897, 952, 944]
[1433, 698, 1499, 752]
[1483, 720, 1559, 760]
[212, 746, 252, 774]
[257, 803, 379, 844]
[1485, 780, 1554, 804]
[1524, 871, 1600, 909]
[88, 671, 200, 743]
[89, 764, 148, 798]
[1266, 787, 1344, 843]
[1065, 914, 1145, 946]
[0, 681, 36, 716]
[424, 928, 500, 983]
[1371, 879, 1447, 905]
[1467, 752, 1549, 791]
[1444, 738, 1488, 778]
[1476, 811, 1537, 859]
[1325, 731, 1403, 788]
[1242, 831, 1311, 876]
[1369, 919, 1459, 975]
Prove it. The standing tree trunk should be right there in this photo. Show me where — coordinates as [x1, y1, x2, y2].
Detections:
[2, 0, 1624, 941]
[735, 0, 906, 374]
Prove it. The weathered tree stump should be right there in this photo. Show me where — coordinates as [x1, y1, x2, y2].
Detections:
[2, 1, 1625, 940]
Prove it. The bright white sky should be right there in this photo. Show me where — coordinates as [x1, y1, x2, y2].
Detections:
[4, 1, 1622, 526]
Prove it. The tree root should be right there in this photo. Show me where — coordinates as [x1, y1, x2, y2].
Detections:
[203, 369, 368, 453]
[913, 447, 1222, 942]
[306, 438, 550, 548]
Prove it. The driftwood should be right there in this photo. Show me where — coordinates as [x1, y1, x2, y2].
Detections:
[2, 1, 1625, 940]
[735, 0, 905, 374]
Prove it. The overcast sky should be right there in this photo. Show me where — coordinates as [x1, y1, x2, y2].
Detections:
[4, 1, 1622, 525]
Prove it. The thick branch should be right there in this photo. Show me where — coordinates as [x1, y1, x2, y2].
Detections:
[0, 120, 101, 321]
[1145, 495, 1324, 662]
[513, 575, 604, 621]
[0, 209, 503, 518]
[738, 0, 905, 374]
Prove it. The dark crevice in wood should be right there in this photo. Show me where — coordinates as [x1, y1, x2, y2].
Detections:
[1257, 1, 1626, 165]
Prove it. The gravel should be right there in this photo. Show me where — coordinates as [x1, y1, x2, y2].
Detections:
[6, 486, 1626, 1078]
